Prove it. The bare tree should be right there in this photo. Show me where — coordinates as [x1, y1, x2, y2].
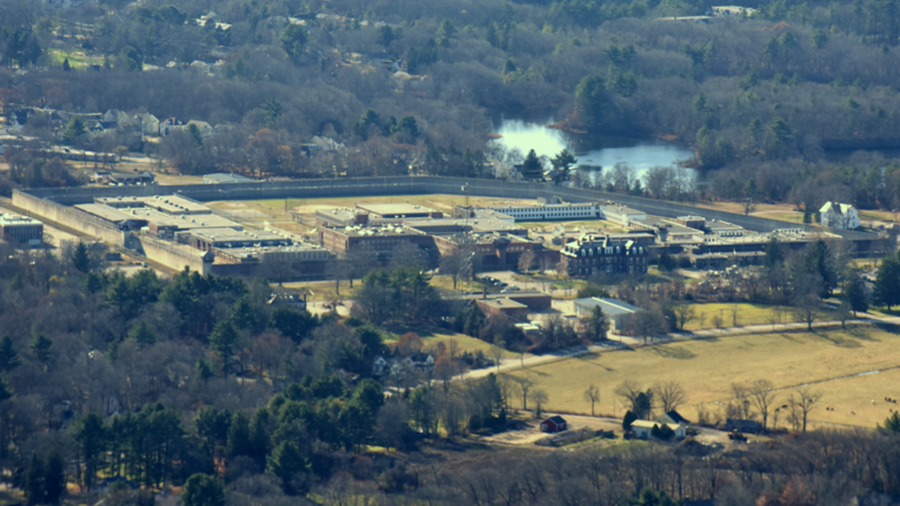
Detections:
[507, 374, 536, 411]
[584, 384, 600, 416]
[747, 379, 776, 431]
[674, 305, 696, 331]
[796, 387, 822, 432]
[728, 303, 740, 327]
[490, 339, 505, 373]
[532, 389, 548, 418]
[766, 307, 782, 330]
[729, 383, 751, 419]
[518, 249, 535, 273]
[614, 380, 642, 412]
[654, 380, 686, 413]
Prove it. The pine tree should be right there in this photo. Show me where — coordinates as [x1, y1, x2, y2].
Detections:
[874, 256, 900, 311]
[844, 272, 869, 316]
[30, 334, 53, 367]
[520, 149, 543, 181]
[267, 441, 310, 495]
[225, 412, 252, 459]
[71, 242, 91, 272]
[43, 450, 66, 504]
[25, 453, 44, 506]
[0, 335, 20, 373]
[208, 321, 240, 377]
[128, 321, 156, 346]
[63, 116, 87, 145]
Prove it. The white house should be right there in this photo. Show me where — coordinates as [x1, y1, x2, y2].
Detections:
[631, 420, 686, 440]
[819, 202, 860, 230]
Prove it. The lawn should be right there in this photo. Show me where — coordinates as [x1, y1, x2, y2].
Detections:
[681, 302, 836, 330]
[858, 209, 898, 223]
[381, 326, 506, 358]
[505, 327, 900, 429]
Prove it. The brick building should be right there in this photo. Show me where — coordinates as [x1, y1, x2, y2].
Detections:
[559, 234, 649, 276]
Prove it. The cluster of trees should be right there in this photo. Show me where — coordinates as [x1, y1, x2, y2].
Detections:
[6, 0, 900, 208]
[453, 304, 593, 354]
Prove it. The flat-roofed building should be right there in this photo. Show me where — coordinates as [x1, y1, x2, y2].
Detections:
[318, 224, 436, 263]
[475, 297, 529, 320]
[96, 195, 211, 215]
[0, 215, 43, 243]
[202, 173, 253, 184]
[574, 297, 641, 332]
[315, 208, 369, 228]
[487, 202, 602, 221]
[355, 203, 442, 219]
[600, 205, 647, 226]
[178, 228, 292, 251]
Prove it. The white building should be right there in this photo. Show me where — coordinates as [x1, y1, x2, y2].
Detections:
[487, 202, 602, 221]
[819, 202, 860, 230]
[631, 420, 686, 440]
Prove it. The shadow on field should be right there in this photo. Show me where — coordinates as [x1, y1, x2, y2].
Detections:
[652, 346, 696, 360]
[815, 331, 863, 348]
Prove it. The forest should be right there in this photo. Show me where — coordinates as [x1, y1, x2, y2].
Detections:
[4, 0, 900, 211]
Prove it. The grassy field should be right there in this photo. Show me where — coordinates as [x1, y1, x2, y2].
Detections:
[381, 325, 506, 357]
[506, 327, 900, 429]
[859, 209, 898, 223]
[682, 302, 837, 330]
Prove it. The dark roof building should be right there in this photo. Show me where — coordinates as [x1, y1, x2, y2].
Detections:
[559, 234, 649, 276]
[540, 416, 568, 433]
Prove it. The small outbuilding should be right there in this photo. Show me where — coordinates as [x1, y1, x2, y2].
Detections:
[540, 416, 568, 433]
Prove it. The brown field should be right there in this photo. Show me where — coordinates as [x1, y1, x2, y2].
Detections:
[506, 327, 900, 429]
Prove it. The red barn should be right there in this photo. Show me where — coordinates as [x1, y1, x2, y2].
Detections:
[540, 416, 568, 433]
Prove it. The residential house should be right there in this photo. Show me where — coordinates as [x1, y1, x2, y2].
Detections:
[819, 202, 860, 229]
[540, 416, 568, 433]
[372, 356, 387, 376]
[631, 420, 686, 440]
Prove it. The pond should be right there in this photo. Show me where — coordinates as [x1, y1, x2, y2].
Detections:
[492, 118, 696, 180]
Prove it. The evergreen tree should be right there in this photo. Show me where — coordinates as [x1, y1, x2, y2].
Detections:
[127, 321, 156, 346]
[575, 74, 610, 127]
[30, 333, 53, 366]
[267, 441, 310, 495]
[764, 237, 783, 268]
[874, 256, 900, 310]
[72, 242, 91, 272]
[586, 306, 610, 340]
[63, 116, 88, 146]
[0, 335, 20, 373]
[208, 321, 240, 376]
[844, 272, 869, 316]
[25, 453, 44, 506]
[0, 377, 11, 402]
[73, 413, 107, 491]
[520, 149, 543, 181]
[62, 57, 70, 71]
[225, 412, 252, 459]
[550, 149, 577, 184]
[248, 409, 271, 468]
[182, 473, 226, 506]
[43, 450, 66, 504]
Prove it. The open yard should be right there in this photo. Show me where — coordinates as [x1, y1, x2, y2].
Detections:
[681, 302, 838, 331]
[382, 326, 506, 358]
[506, 326, 900, 429]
